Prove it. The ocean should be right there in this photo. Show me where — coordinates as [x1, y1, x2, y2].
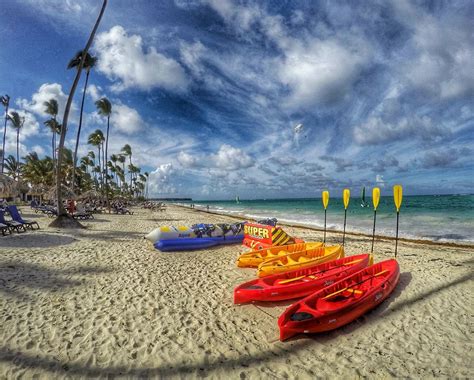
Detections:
[179, 195, 474, 244]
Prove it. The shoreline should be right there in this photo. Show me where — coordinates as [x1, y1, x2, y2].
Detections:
[174, 204, 474, 249]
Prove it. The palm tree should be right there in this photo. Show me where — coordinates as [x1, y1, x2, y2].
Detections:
[69, 50, 98, 192]
[144, 171, 149, 198]
[51, 0, 108, 227]
[44, 118, 61, 163]
[4, 155, 20, 178]
[1, 94, 10, 173]
[88, 129, 105, 189]
[95, 97, 112, 209]
[121, 144, 133, 188]
[43, 98, 59, 162]
[7, 111, 25, 180]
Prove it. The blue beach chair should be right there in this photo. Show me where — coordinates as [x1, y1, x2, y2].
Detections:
[0, 222, 12, 235]
[0, 209, 26, 232]
[7, 205, 40, 230]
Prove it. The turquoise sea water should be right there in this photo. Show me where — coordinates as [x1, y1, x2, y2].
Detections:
[179, 195, 474, 243]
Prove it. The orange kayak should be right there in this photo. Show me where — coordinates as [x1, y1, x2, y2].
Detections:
[257, 245, 344, 278]
[236, 242, 323, 268]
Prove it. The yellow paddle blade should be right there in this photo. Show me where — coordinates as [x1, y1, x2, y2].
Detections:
[372, 187, 380, 210]
[393, 185, 403, 212]
[322, 190, 329, 209]
[343, 188, 350, 209]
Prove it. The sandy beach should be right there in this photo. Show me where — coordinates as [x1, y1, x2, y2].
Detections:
[0, 204, 472, 379]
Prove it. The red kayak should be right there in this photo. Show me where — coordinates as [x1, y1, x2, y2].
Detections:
[234, 254, 372, 304]
[278, 259, 400, 341]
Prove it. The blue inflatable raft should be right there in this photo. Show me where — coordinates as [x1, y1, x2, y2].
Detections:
[154, 234, 244, 252]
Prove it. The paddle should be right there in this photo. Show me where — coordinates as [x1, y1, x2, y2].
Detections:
[342, 188, 350, 246]
[323, 269, 389, 300]
[393, 184, 403, 257]
[371, 187, 380, 253]
[276, 258, 364, 285]
[322, 190, 329, 243]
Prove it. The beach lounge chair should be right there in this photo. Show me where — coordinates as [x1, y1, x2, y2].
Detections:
[0, 222, 12, 235]
[73, 203, 94, 220]
[7, 205, 40, 230]
[0, 210, 26, 232]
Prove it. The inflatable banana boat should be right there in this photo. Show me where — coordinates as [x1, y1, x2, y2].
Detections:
[146, 223, 245, 252]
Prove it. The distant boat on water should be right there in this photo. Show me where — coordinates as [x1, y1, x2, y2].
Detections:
[236, 196, 240, 204]
[361, 187, 369, 207]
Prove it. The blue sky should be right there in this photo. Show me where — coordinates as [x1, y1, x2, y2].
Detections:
[0, 0, 473, 199]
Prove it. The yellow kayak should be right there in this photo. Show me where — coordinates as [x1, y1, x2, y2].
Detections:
[236, 242, 323, 268]
[257, 245, 344, 277]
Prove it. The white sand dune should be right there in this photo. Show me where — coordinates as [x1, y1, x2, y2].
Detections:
[0, 205, 472, 378]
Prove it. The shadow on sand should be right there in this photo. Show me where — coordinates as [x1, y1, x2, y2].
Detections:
[0, 271, 470, 377]
[0, 261, 111, 299]
[0, 233, 77, 248]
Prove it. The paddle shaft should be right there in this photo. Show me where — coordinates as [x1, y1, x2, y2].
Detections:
[371, 210, 377, 253]
[277, 258, 363, 284]
[323, 269, 388, 299]
[323, 209, 327, 243]
[395, 211, 400, 257]
[342, 209, 347, 246]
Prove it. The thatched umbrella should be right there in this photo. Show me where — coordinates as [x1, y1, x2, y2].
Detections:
[0, 174, 16, 198]
[15, 179, 30, 194]
[77, 189, 101, 200]
[28, 183, 48, 196]
[45, 185, 76, 201]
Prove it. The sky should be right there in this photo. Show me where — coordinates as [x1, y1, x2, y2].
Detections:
[0, 0, 473, 200]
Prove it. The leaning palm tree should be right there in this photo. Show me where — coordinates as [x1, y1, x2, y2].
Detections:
[8, 111, 24, 180]
[95, 97, 112, 209]
[69, 50, 98, 192]
[1, 94, 10, 173]
[51, 0, 108, 228]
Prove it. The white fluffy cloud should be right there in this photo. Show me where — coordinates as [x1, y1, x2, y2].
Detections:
[16, 83, 70, 119]
[94, 25, 189, 92]
[148, 163, 176, 195]
[212, 144, 253, 170]
[353, 115, 446, 146]
[279, 38, 371, 108]
[393, 1, 474, 100]
[177, 151, 199, 167]
[112, 103, 144, 134]
[178, 144, 254, 171]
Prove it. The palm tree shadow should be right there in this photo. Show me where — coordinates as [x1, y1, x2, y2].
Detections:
[0, 233, 77, 248]
[0, 261, 111, 300]
[146, 218, 181, 222]
[0, 338, 314, 378]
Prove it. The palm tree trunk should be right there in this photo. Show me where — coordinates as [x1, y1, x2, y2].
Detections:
[16, 128, 19, 180]
[1, 100, 9, 173]
[104, 115, 110, 211]
[72, 69, 91, 193]
[97, 145, 102, 190]
[52, 0, 107, 223]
